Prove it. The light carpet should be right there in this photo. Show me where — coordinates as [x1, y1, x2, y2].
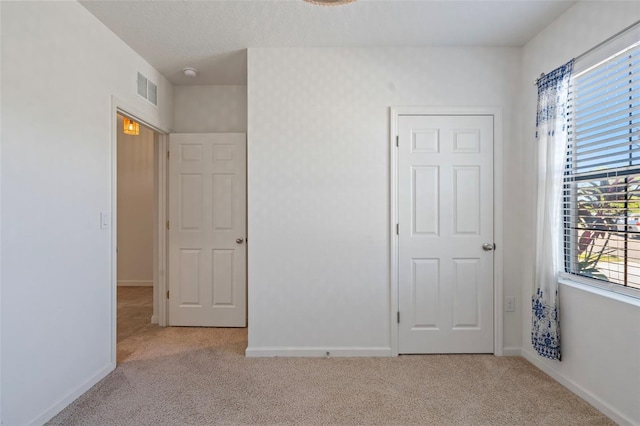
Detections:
[48, 327, 613, 425]
[47, 288, 613, 425]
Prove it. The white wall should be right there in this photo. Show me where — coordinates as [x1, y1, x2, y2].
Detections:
[0, 2, 173, 424]
[117, 115, 154, 286]
[0, 3, 3, 422]
[519, 2, 640, 424]
[174, 85, 247, 133]
[247, 47, 522, 355]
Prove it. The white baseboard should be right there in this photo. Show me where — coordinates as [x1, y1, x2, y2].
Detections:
[521, 349, 636, 426]
[151, 314, 158, 324]
[117, 280, 153, 287]
[245, 346, 393, 358]
[502, 347, 521, 356]
[28, 362, 115, 426]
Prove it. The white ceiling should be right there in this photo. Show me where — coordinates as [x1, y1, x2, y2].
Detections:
[81, 0, 576, 86]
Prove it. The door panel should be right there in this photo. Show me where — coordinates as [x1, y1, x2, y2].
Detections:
[398, 115, 493, 353]
[168, 133, 246, 327]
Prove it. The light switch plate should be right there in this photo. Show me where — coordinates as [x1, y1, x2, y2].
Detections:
[100, 211, 111, 230]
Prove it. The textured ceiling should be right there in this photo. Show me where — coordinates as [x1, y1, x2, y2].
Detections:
[81, 0, 576, 86]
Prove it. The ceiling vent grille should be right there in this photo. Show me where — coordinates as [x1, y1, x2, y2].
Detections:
[137, 72, 158, 106]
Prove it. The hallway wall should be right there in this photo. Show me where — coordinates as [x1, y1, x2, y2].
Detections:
[117, 115, 154, 286]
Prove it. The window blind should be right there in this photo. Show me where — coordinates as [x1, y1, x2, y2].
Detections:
[564, 41, 640, 293]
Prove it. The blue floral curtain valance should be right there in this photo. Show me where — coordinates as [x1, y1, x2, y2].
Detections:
[536, 60, 574, 136]
[532, 59, 574, 361]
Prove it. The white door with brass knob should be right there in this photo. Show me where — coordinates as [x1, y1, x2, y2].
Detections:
[168, 133, 246, 327]
[397, 115, 494, 353]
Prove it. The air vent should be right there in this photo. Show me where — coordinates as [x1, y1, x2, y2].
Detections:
[148, 81, 157, 105]
[137, 72, 158, 106]
[137, 72, 147, 98]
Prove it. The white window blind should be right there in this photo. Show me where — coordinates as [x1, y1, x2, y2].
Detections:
[564, 40, 640, 295]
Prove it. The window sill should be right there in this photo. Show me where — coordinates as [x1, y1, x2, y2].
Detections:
[558, 276, 640, 308]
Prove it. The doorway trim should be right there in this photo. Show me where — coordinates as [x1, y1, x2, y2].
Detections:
[389, 106, 504, 357]
[110, 97, 170, 366]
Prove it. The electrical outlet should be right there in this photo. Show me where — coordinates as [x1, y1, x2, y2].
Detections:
[505, 296, 516, 312]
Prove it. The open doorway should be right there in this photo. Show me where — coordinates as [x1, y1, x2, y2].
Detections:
[115, 112, 163, 363]
[111, 106, 248, 364]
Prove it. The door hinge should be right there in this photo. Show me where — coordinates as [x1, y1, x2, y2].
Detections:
[396, 223, 399, 235]
[166, 220, 170, 230]
[166, 290, 170, 299]
[397, 311, 400, 323]
[167, 151, 170, 160]
[396, 135, 399, 147]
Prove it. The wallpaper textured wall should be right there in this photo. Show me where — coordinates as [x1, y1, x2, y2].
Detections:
[247, 47, 521, 354]
[174, 85, 247, 133]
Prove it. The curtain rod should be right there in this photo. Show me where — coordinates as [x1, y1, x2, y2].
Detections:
[533, 19, 640, 86]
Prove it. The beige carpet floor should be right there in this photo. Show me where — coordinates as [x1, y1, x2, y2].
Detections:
[117, 287, 154, 341]
[48, 288, 613, 425]
[116, 286, 155, 363]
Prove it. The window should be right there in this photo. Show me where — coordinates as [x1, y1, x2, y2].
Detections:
[564, 40, 640, 296]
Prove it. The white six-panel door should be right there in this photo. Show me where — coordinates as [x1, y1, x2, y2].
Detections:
[168, 133, 246, 327]
[398, 115, 494, 353]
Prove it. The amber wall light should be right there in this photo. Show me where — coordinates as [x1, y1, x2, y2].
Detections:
[123, 117, 140, 136]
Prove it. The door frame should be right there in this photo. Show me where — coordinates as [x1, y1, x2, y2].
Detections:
[110, 97, 170, 366]
[389, 106, 504, 357]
